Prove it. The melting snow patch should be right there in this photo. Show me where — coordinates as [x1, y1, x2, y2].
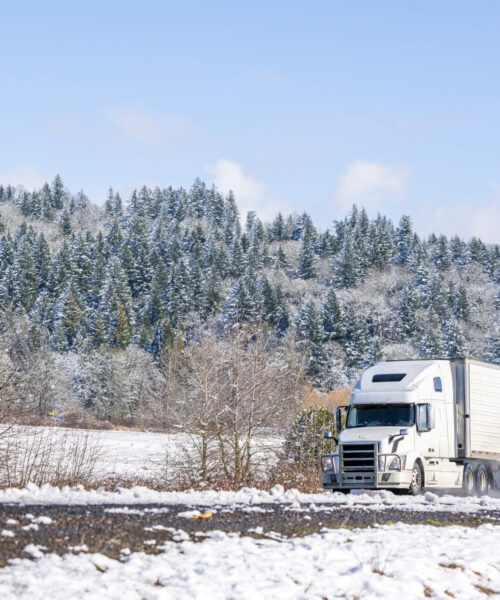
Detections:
[176, 510, 202, 518]
[68, 545, 88, 553]
[104, 508, 145, 515]
[23, 544, 47, 559]
[32, 516, 52, 525]
[1, 530, 14, 538]
[424, 491, 439, 503]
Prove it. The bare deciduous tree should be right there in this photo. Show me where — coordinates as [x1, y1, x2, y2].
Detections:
[170, 325, 306, 484]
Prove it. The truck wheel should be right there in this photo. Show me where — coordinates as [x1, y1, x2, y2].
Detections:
[476, 464, 490, 496]
[463, 464, 475, 496]
[409, 462, 423, 495]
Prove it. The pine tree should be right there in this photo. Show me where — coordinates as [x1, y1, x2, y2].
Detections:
[52, 175, 65, 210]
[442, 318, 467, 358]
[450, 235, 468, 266]
[399, 281, 420, 338]
[105, 187, 114, 215]
[274, 246, 287, 270]
[396, 215, 415, 265]
[224, 272, 260, 325]
[114, 303, 131, 348]
[298, 235, 317, 279]
[484, 326, 500, 364]
[296, 301, 323, 343]
[59, 209, 72, 236]
[320, 288, 343, 341]
[342, 305, 370, 367]
[89, 308, 107, 347]
[370, 214, 394, 270]
[468, 237, 489, 267]
[333, 232, 362, 288]
[270, 213, 286, 241]
[432, 235, 452, 271]
[453, 285, 470, 321]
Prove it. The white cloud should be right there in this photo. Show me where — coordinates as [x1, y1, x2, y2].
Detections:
[106, 105, 194, 145]
[413, 199, 500, 244]
[0, 163, 50, 190]
[332, 160, 410, 214]
[206, 158, 290, 222]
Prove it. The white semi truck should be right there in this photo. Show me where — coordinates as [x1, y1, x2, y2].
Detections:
[321, 359, 500, 495]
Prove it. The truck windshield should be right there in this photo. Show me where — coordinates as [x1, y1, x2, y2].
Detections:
[346, 404, 415, 428]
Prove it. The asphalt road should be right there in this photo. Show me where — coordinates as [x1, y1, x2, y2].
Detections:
[0, 503, 499, 563]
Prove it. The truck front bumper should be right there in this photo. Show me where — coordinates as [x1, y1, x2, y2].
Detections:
[322, 469, 413, 490]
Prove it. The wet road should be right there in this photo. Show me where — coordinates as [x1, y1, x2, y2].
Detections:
[0, 502, 499, 562]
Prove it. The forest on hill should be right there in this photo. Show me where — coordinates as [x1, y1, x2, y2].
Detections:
[0, 176, 498, 427]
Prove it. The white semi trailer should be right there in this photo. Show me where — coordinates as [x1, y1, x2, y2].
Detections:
[321, 359, 500, 495]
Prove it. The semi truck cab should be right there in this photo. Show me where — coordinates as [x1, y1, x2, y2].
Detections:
[321, 359, 500, 495]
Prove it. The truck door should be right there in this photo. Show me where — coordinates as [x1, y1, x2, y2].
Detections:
[416, 404, 438, 458]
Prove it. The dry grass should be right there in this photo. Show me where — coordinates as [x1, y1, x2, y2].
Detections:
[0, 425, 103, 488]
[89, 459, 324, 494]
[439, 563, 465, 571]
[301, 385, 351, 411]
[473, 584, 498, 596]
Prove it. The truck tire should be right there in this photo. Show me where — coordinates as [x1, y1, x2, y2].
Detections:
[476, 464, 490, 496]
[463, 464, 475, 496]
[409, 462, 423, 495]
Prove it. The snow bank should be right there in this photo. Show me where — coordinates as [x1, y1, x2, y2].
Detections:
[0, 482, 499, 512]
[0, 523, 499, 599]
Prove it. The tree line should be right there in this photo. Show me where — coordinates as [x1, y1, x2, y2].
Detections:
[0, 175, 498, 416]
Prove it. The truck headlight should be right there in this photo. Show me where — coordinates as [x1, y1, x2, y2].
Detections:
[388, 456, 400, 470]
[322, 456, 335, 472]
[388, 455, 406, 471]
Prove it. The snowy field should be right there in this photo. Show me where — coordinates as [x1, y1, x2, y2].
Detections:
[1, 425, 281, 481]
[0, 523, 499, 599]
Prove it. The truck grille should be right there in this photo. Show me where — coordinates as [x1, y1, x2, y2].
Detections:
[340, 443, 377, 483]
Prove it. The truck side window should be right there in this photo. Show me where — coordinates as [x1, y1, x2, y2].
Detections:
[433, 377, 442, 392]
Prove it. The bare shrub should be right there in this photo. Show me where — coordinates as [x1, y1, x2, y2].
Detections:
[93, 460, 323, 494]
[0, 425, 103, 488]
[301, 384, 351, 410]
[167, 325, 306, 484]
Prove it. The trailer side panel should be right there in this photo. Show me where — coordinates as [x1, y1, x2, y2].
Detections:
[468, 361, 500, 456]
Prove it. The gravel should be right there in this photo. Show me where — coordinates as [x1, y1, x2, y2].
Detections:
[0, 502, 498, 563]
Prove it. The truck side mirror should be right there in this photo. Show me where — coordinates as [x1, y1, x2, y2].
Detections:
[335, 406, 347, 434]
[323, 430, 338, 444]
[334, 407, 342, 434]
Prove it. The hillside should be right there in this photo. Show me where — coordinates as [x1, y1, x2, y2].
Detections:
[0, 176, 498, 426]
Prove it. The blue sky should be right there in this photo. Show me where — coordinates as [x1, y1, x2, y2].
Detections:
[1, 1, 500, 241]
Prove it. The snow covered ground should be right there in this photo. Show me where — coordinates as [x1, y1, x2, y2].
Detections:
[2, 425, 281, 481]
[95, 427, 280, 478]
[1, 426, 500, 598]
[0, 523, 499, 599]
[0, 483, 500, 513]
